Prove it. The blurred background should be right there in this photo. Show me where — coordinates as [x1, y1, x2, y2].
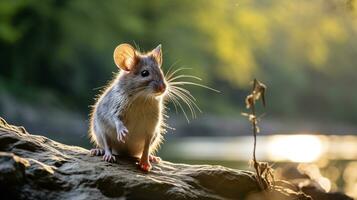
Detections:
[1, 0, 357, 198]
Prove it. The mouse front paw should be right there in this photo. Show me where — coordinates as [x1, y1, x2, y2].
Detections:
[103, 153, 116, 163]
[90, 148, 104, 156]
[116, 125, 128, 143]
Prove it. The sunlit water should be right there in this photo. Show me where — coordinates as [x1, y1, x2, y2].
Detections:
[160, 134, 357, 198]
[161, 134, 357, 162]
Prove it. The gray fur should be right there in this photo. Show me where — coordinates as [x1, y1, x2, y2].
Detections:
[89, 46, 167, 162]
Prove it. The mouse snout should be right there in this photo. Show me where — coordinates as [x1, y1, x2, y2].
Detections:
[154, 81, 166, 94]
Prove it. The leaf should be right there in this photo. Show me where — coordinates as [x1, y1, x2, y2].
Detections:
[245, 94, 255, 109]
[252, 79, 267, 107]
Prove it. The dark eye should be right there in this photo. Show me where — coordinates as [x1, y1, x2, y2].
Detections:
[141, 70, 149, 77]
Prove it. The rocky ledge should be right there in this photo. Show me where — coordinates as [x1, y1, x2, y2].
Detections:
[0, 117, 352, 200]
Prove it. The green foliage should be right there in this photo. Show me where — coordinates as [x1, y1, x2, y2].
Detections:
[0, 0, 356, 122]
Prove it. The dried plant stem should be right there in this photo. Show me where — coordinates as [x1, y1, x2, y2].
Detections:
[242, 79, 272, 191]
[251, 104, 257, 163]
[250, 99, 265, 190]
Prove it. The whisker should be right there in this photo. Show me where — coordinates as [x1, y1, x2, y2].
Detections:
[167, 74, 202, 83]
[170, 86, 197, 102]
[128, 86, 148, 96]
[170, 87, 197, 118]
[93, 86, 106, 91]
[166, 67, 192, 81]
[163, 66, 219, 122]
[132, 41, 141, 52]
[127, 86, 150, 109]
[174, 89, 202, 113]
[169, 81, 220, 93]
[170, 87, 201, 117]
[165, 60, 180, 77]
[168, 92, 190, 122]
[166, 93, 179, 114]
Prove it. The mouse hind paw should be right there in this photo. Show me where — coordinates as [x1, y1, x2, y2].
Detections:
[90, 148, 105, 156]
[139, 161, 152, 172]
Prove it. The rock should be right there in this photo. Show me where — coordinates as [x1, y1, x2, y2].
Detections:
[0, 117, 346, 200]
[301, 186, 354, 200]
[277, 164, 354, 200]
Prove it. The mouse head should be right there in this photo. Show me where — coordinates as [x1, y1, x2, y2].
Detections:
[113, 43, 167, 97]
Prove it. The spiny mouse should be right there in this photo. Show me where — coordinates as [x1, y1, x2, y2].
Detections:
[89, 43, 167, 172]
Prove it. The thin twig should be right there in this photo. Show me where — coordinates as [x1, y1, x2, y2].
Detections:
[242, 79, 273, 191]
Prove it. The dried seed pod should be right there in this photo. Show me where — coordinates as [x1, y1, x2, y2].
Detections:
[252, 79, 267, 107]
[245, 94, 255, 109]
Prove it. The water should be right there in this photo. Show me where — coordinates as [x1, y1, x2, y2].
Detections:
[160, 135, 357, 162]
[159, 134, 357, 198]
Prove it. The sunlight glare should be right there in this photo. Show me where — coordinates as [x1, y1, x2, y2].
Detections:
[268, 135, 323, 162]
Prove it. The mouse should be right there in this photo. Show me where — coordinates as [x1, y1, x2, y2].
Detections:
[89, 43, 167, 172]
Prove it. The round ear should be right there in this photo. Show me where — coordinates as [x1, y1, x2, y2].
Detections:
[151, 44, 162, 67]
[113, 44, 137, 71]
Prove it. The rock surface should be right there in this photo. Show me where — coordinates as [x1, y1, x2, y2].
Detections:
[0, 117, 347, 200]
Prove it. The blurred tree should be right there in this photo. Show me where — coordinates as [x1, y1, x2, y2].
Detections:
[0, 0, 356, 123]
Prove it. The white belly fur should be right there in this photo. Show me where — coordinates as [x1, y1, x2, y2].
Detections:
[111, 97, 160, 157]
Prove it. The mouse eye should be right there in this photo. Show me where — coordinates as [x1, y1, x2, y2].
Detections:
[141, 70, 150, 77]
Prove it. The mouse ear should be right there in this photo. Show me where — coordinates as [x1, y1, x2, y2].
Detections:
[151, 44, 162, 67]
[113, 44, 137, 71]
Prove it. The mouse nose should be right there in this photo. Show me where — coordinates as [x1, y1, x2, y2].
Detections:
[156, 81, 166, 94]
